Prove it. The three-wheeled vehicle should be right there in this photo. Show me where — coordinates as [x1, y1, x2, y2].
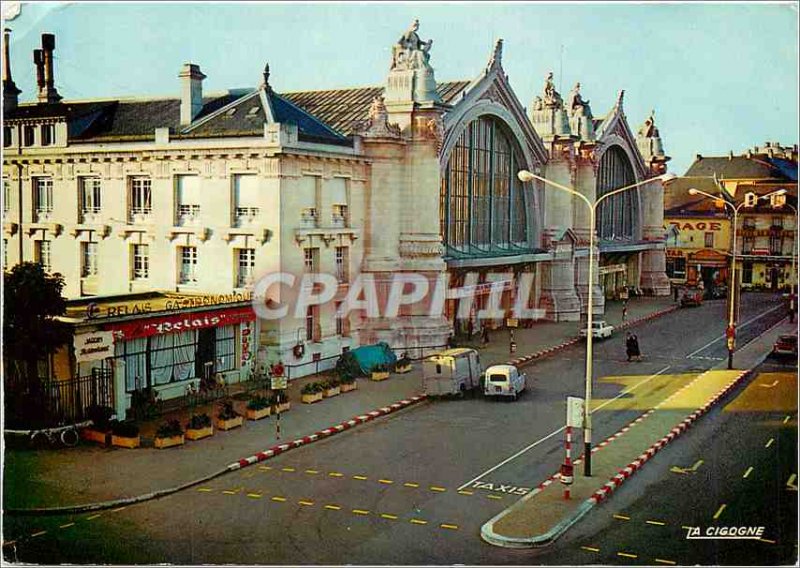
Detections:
[422, 348, 482, 397]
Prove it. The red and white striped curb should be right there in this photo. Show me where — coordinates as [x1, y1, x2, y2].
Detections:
[589, 368, 751, 504]
[225, 395, 427, 471]
[504, 305, 679, 368]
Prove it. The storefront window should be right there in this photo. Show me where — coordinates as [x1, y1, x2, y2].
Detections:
[215, 325, 236, 373]
[742, 261, 753, 284]
[667, 257, 686, 278]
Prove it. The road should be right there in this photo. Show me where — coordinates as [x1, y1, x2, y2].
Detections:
[2, 293, 792, 564]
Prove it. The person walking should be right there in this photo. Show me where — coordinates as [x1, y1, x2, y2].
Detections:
[625, 332, 635, 362]
[622, 300, 628, 324]
[631, 334, 641, 361]
[481, 324, 490, 345]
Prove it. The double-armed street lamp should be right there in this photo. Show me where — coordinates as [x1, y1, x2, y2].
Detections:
[687, 186, 788, 369]
[517, 169, 676, 476]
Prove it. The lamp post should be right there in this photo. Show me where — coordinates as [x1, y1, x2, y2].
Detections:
[517, 169, 676, 476]
[782, 202, 797, 299]
[687, 187, 787, 369]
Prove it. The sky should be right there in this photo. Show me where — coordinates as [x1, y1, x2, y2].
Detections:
[3, 1, 798, 174]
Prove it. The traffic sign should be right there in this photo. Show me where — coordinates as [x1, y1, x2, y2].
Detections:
[271, 375, 288, 390]
[567, 396, 584, 428]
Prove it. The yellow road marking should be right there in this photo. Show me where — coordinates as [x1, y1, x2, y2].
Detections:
[646, 520, 666, 526]
[404, 482, 420, 488]
[353, 475, 368, 480]
[305, 469, 319, 475]
[613, 514, 631, 521]
[681, 525, 694, 531]
[765, 438, 774, 448]
[487, 495, 503, 500]
[713, 504, 727, 520]
[655, 559, 676, 565]
[329, 472, 344, 478]
[379, 479, 394, 484]
[784, 415, 791, 424]
[581, 546, 600, 553]
[458, 490, 474, 496]
[617, 552, 637, 559]
[787, 474, 798, 491]
[743, 467, 754, 479]
[282, 467, 296, 472]
[197, 487, 213, 492]
[58, 522, 75, 529]
[324, 505, 341, 510]
[247, 492, 262, 499]
[410, 519, 428, 525]
[430, 486, 446, 492]
[86, 514, 101, 520]
[258, 465, 272, 471]
[440, 523, 459, 530]
[222, 490, 237, 495]
[381, 513, 398, 520]
[352, 509, 369, 516]
[760, 538, 776, 544]
[111, 507, 126, 512]
[30, 531, 47, 538]
[298, 500, 314, 506]
[271, 496, 287, 502]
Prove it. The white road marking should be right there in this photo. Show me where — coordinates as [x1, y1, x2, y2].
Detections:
[457, 365, 671, 491]
[686, 304, 783, 359]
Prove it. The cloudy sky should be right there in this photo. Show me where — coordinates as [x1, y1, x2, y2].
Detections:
[4, 1, 798, 173]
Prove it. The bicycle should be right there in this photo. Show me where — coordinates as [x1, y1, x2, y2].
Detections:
[24, 422, 87, 449]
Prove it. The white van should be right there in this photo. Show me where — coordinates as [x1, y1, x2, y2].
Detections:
[422, 348, 482, 397]
[483, 364, 527, 400]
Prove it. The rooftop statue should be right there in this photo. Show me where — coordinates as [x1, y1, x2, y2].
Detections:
[638, 110, 660, 138]
[542, 72, 563, 109]
[392, 19, 433, 71]
[567, 82, 592, 118]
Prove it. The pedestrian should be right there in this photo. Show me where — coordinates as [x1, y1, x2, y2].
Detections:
[673, 285, 679, 303]
[481, 325, 490, 345]
[467, 318, 474, 340]
[631, 334, 641, 361]
[622, 301, 628, 323]
[625, 332, 634, 362]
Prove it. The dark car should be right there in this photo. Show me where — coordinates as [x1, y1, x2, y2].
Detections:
[772, 335, 798, 358]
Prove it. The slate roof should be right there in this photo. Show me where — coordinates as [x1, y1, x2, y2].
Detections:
[664, 197, 729, 218]
[663, 176, 721, 210]
[684, 155, 794, 180]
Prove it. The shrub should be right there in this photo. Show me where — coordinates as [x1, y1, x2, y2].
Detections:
[301, 382, 318, 395]
[373, 364, 389, 373]
[111, 420, 140, 438]
[217, 401, 239, 420]
[247, 396, 270, 411]
[87, 404, 114, 430]
[156, 419, 183, 438]
[397, 353, 412, 367]
[187, 413, 211, 430]
[328, 377, 341, 388]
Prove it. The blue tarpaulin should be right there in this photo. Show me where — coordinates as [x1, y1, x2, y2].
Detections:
[335, 342, 397, 377]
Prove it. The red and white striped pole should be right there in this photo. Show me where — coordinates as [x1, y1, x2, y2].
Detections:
[563, 425, 573, 500]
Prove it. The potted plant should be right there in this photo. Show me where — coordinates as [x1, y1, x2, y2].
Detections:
[271, 391, 290, 413]
[215, 401, 244, 431]
[322, 378, 341, 398]
[371, 363, 390, 381]
[301, 382, 323, 404]
[110, 420, 141, 449]
[339, 372, 357, 393]
[82, 404, 114, 445]
[246, 395, 272, 421]
[185, 413, 213, 440]
[154, 419, 185, 449]
[395, 353, 412, 374]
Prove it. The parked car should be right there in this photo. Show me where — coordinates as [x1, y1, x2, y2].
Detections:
[483, 364, 527, 401]
[579, 320, 614, 340]
[772, 334, 798, 358]
[422, 348, 482, 397]
[681, 288, 704, 307]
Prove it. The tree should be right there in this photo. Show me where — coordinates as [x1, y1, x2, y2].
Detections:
[3, 262, 71, 383]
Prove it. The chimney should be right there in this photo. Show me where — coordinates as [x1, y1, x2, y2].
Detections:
[3, 28, 21, 113]
[179, 63, 206, 125]
[37, 33, 61, 104]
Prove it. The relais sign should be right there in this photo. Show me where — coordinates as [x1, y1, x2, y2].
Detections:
[108, 306, 256, 340]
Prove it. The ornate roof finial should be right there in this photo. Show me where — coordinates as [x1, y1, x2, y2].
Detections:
[615, 89, 625, 111]
[486, 38, 503, 73]
[354, 95, 401, 139]
[541, 71, 563, 110]
[391, 18, 434, 71]
[262, 63, 271, 91]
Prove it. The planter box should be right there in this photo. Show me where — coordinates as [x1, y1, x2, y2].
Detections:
[81, 428, 110, 445]
[323, 386, 341, 398]
[340, 382, 357, 393]
[302, 392, 323, 404]
[371, 371, 390, 381]
[246, 406, 271, 421]
[215, 416, 244, 431]
[395, 364, 412, 374]
[185, 426, 214, 440]
[154, 434, 185, 449]
[273, 401, 291, 413]
[111, 434, 141, 449]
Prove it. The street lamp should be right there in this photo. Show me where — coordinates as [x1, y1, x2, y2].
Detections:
[687, 187, 787, 369]
[780, 200, 797, 299]
[517, 169, 676, 476]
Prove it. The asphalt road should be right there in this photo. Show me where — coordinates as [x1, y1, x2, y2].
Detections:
[2, 293, 791, 565]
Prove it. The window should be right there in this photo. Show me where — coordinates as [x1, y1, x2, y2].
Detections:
[3, 126, 11, 148]
[742, 236, 755, 254]
[176, 175, 201, 223]
[742, 261, 753, 284]
[306, 305, 316, 341]
[3, 178, 10, 215]
[704, 232, 714, 248]
[743, 217, 756, 230]
[215, 325, 236, 373]
[772, 216, 783, 229]
[40, 124, 54, 146]
[770, 235, 783, 256]
[332, 204, 348, 226]
[301, 207, 318, 226]
[335, 246, 348, 283]
[236, 248, 255, 288]
[129, 177, 152, 219]
[304, 248, 318, 273]
[667, 257, 686, 278]
[81, 242, 98, 277]
[178, 246, 198, 284]
[80, 177, 102, 219]
[3, 238, 7, 268]
[23, 125, 35, 146]
[35, 240, 51, 272]
[335, 302, 348, 336]
[132, 244, 149, 280]
[233, 174, 260, 224]
[34, 177, 53, 219]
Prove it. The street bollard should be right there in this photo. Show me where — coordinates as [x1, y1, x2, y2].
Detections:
[561, 426, 574, 499]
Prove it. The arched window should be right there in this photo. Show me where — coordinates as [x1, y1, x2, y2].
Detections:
[440, 116, 528, 254]
[596, 146, 638, 240]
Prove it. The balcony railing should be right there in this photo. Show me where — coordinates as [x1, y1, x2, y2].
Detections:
[35, 208, 53, 223]
[235, 207, 260, 227]
[129, 208, 152, 223]
[80, 208, 102, 224]
[177, 204, 201, 226]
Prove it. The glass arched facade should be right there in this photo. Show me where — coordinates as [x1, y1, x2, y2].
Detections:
[596, 145, 638, 241]
[440, 116, 530, 257]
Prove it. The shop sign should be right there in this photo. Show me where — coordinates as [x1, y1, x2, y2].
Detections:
[271, 376, 288, 390]
[74, 331, 115, 362]
[240, 320, 253, 367]
[450, 279, 514, 296]
[666, 249, 684, 258]
[108, 306, 256, 340]
[598, 264, 626, 275]
[669, 221, 724, 231]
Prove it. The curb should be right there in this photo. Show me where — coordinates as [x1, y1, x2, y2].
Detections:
[5, 395, 427, 516]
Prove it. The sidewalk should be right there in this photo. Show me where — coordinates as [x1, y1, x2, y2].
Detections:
[481, 316, 793, 547]
[3, 295, 677, 511]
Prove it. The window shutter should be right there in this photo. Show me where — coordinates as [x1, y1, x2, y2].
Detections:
[235, 175, 260, 208]
[178, 176, 201, 206]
